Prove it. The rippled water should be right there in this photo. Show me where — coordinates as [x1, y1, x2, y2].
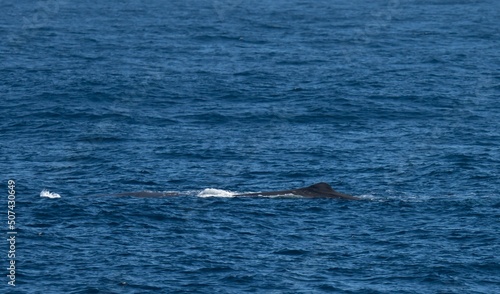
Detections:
[1, 0, 499, 293]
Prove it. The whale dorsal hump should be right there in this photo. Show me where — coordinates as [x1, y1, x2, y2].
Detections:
[306, 182, 335, 193]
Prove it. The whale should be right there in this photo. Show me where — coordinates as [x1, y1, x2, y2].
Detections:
[98, 182, 358, 200]
[235, 182, 359, 200]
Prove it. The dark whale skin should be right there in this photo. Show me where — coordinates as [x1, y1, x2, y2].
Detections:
[235, 182, 359, 200]
[98, 183, 358, 199]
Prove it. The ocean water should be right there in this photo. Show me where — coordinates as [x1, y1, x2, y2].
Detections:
[1, 0, 500, 293]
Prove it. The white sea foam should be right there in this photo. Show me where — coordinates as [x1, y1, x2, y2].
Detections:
[40, 189, 61, 198]
[197, 188, 235, 198]
[197, 189, 301, 198]
[262, 193, 300, 198]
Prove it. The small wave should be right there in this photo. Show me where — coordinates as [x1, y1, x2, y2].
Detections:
[40, 189, 61, 198]
[357, 194, 378, 201]
[197, 188, 235, 198]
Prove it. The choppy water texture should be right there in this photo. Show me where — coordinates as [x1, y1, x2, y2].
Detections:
[1, 0, 500, 293]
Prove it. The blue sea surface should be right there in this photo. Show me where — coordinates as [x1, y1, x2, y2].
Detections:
[1, 0, 500, 293]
